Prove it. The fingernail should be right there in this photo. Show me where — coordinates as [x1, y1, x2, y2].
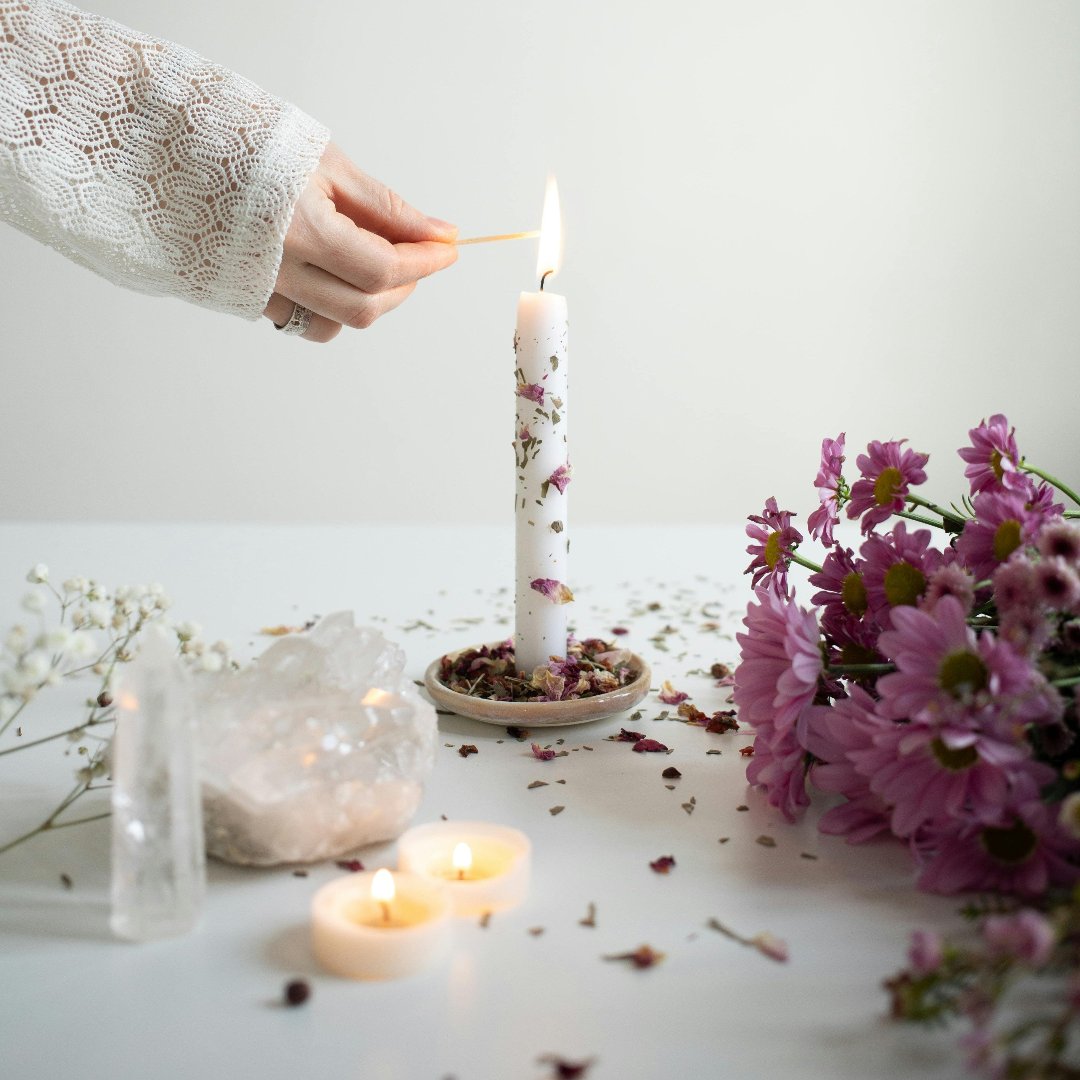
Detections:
[426, 216, 458, 238]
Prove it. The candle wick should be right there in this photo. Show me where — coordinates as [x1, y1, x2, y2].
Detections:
[457, 868, 465, 881]
[540, 270, 552, 291]
[379, 901, 391, 924]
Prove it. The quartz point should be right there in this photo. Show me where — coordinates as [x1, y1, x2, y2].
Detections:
[198, 612, 436, 866]
[110, 628, 205, 941]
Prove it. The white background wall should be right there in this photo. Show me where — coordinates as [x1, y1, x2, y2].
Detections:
[2, 0, 1078, 527]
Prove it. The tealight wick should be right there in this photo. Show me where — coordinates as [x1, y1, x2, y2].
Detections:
[379, 901, 391, 923]
[371, 867, 396, 925]
[452, 841, 473, 882]
[540, 270, 553, 291]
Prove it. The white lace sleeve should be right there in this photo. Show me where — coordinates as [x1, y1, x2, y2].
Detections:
[0, 0, 330, 319]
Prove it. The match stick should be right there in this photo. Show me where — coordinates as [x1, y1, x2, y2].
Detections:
[455, 230, 541, 246]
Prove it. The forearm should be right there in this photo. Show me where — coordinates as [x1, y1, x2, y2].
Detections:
[0, 0, 329, 318]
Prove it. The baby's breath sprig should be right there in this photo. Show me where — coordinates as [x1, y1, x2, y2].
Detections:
[0, 565, 234, 857]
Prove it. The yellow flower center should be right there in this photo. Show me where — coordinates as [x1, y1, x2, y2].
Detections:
[992, 519, 1022, 563]
[883, 562, 926, 607]
[841, 572, 868, 616]
[989, 449, 1004, 481]
[764, 531, 783, 569]
[937, 649, 988, 698]
[874, 466, 904, 507]
[929, 737, 978, 771]
[980, 819, 1037, 865]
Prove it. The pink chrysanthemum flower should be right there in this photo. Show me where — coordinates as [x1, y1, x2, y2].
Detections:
[846, 440, 929, 534]
[807, 433, 846, 548]
[913, 797, 1080, 897]
[956, 488, 1059, 583]
[1034, 557, 1080, 611]
[993, 556, 1039, 613]
[982, 909, 1056, 966]
[808, 546, 880, 652]
[875, 596, 1063, 729]
[1037, 520, 1080, 563]
[860, 523, 945, 629]
[744, 497, 803, 592]
[958, 415, 1024, 495]
[734, 587, 822, 740]
[799, 688, 893, 844]
[848, 716, 1045, 838]
[745, 725, 812, 823]
[921, 563, 976, 615]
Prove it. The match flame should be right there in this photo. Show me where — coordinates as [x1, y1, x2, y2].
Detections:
[536, 176, 562, 282]
[371, 868, 395, 903]
[452, 842, 473, 875]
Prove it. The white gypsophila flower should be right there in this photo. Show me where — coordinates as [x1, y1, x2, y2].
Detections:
[70, 607, 88, 628]
[85, 581, 104, 601]
[211, 639, 232, 656]
[21, 592, 46, 614]
[138, 600, 156, 618]
[1060, 792, 1080, 840]
[20, 650, 52, 682]
[4, 626, 29, 654]
[41, 626, 72, 652]
[87, 602, 110, 628]
[155, 593, 173, 611]
[25, 563, 49, 584]
[2, 669, 28, 696]
[62, 576, 88, 594]
[111, 611, 126, 631]
[0, 696, 17, 723]
[67, 631, 97, 659]
[44, 669, 61, 687]
[175, 620, 202, 642]
[199, 651, 224, 673]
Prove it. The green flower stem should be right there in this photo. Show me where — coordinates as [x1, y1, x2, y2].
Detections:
[907, 494, 967, 528]
[0, 716, 109, 758]
[828, 663, 896, 675]
[1051, 675, 1080, 689]
[1021, 463, 1080, 509]
[895, 509, 946, 529]
[790, 551, 823, 574]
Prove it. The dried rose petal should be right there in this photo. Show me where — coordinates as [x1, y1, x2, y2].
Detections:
[659, 680, 689, 706]
[662, 766, 681, 779]
[458, 744, 479, 757]
[284, 979, 311, 1006]
[547, 463, 573, 494]
[611, 626, 629, 636]
[531, 742, 557, 761]
[531, 578, 574, 604]
[750, 931, 790, 963]
[604, 944, 665, 969]
[516, 382, 545, 404]
[706, 710, 739, 734]
[632, 738, 669, 753]
[537, 1054, 596, 1079]
[613, 728, 645, 742]
[677, 702, 709, 725]
[649, 855, 676, 874]
[335, 859, 364, 872]
[506, 725, 529, 740]
[739, 745, 755, 757]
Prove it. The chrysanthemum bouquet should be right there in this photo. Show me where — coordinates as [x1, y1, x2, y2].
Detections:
[734, 416, 1080, 1074]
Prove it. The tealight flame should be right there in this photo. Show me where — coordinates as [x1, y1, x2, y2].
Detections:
[535, 175, 562, 283]
[452, 842, 473, 879]
[118, 691, 139, 711]
[371, 868, 395, 904]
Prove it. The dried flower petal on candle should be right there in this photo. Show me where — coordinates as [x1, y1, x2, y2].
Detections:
[682, 798, 697, 816]
[545, 464, 573, 495]
[335, 858, 364, 872]
[632, 738, 669, 753]
[579, 902, 597, 927]
[516, 381, 545, 405]
[650, 855, 676, 874]
[458, 744, 479, 758]
[530, 578, 574, 605]
[603, 945, 666, 969]
[549, 805, 565, 816]
[531, 743, 557, 761]
[528, 780, 549, 789]
[537, 1054, 596, 1079]
[659, 681, 689, 705]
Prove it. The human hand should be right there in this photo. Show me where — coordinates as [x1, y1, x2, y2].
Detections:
[264, 142, 457, 342]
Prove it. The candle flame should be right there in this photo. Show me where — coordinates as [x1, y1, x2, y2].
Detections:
[118, 691, 139, 711]
[371, 868, 395, 903]
[536, 176, 562, 282]
[452, 842, 473, 875]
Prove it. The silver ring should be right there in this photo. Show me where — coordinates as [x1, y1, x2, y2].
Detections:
[275, 303, 312, 337]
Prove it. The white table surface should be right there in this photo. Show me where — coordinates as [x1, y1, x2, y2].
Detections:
[0, 524, 965, 1080]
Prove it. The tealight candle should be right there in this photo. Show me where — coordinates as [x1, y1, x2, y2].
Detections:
[311, 868, 452, 979]
[397, 821, 531, 916]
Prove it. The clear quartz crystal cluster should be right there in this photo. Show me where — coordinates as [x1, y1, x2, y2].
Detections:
[198, 612, 436, 866]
